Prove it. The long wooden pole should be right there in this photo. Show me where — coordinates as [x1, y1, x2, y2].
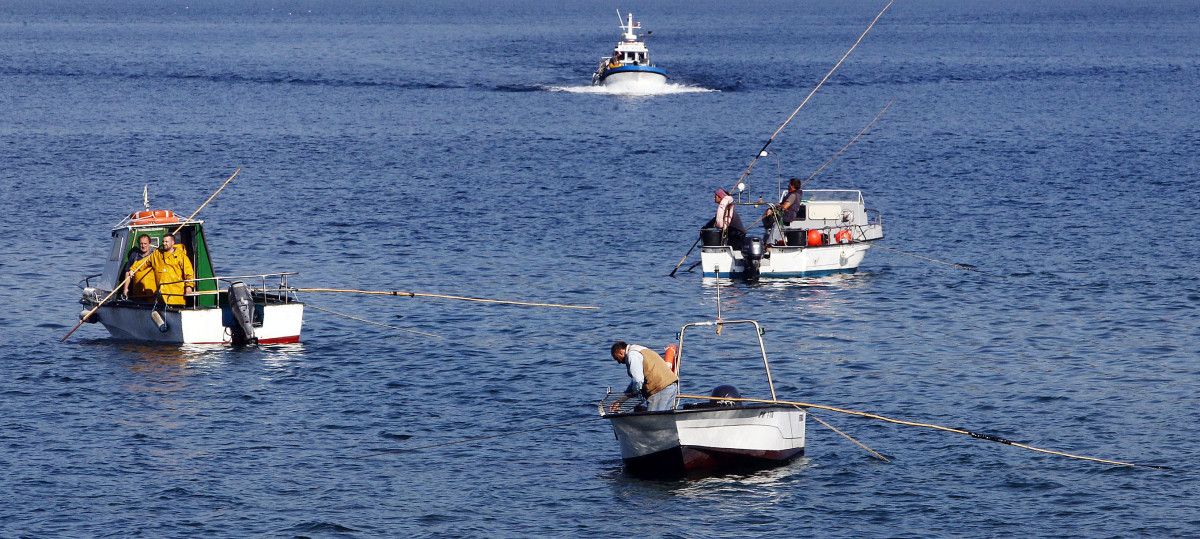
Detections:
[61, 168, 242, 342]
[296, 288, 598, 310]
[678, 394, 1168, 469]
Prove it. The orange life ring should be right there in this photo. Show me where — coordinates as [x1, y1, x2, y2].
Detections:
[663, 343, 678, 373]
[806, 229, 825, 247]
[834, 229, 852, 244]
[129, 209, 179, 225]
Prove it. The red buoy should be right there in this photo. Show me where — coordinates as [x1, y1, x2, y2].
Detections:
[806, 229, 825, 247]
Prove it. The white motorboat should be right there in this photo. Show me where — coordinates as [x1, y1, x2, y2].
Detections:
[700, 189, 884, 279]
[76, 207, 304, 345]
[599, 319, 806, 478]
[591, 11, 668, 91]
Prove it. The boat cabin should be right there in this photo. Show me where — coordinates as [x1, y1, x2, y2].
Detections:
[785, 189, 878, 230]
[94, 210, 218, 308]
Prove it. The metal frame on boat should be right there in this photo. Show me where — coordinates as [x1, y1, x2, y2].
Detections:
[598, 319, 806, 478]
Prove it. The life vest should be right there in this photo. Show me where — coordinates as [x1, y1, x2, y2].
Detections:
[834, 229, 853, 244]
[129, 209, 179, 225]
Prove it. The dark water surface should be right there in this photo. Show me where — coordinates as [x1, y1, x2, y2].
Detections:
[2, 1, 1198, 536]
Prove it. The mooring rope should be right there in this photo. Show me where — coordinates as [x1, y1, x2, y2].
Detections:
[305, 303, 443, 339]
[296, 288, 598, 310]
[680, 394, 1168, 470]
[872, 245, 984, 273]
[806, 408, 890, 462]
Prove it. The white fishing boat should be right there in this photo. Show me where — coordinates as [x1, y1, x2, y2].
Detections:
[700, 189, 883, 279]
[76, 207, 304, 345]
[599, 319, 805, 478]
[591, 11, 668, 91]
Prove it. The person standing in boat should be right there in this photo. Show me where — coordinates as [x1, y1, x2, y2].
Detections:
[609, 341, 679, 412]
[123, 233, 157, 301]
[150, 233, 195, 306]
[714, 188, 746, 249]
[763, 178, 803, 245]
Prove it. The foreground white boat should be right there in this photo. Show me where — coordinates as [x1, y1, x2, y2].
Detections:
[700, 189, 883, 279]
[599, 319, 805, 478]
[77, 208, 303, 345]
[591, 11, 668, 91]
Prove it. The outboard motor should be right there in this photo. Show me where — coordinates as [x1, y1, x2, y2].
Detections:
[710, 385, 742, 406]
[227, 281, 258, 346]
[740, 236, 765, 281]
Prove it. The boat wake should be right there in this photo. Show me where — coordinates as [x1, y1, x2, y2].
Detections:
[546, 83, 717, 96]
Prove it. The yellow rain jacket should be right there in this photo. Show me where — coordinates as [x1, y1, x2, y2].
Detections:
[151, 244, 195, 306]
[127, 254, 157, 300]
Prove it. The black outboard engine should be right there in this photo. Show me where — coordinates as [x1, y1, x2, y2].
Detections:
[228, 281, 258, 346]
[740, 236, 765, 281]
[710, 385, 742, 406]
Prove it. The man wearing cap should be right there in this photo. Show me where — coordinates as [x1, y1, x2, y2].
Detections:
[713, 188, 746, 249]
[608, 341, 679, 412]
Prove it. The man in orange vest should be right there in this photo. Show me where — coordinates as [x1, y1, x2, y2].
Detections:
[609, 341, 679, 412]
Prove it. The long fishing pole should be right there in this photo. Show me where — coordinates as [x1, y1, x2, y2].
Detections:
[733, 0, 894, 190]
[679, 394, 1169, 470]
[807, 97, 894, 181]
[61, 168, 243, 342]
[296, 288, 598, 310]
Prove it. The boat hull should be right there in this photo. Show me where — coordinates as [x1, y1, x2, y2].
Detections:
[597, 67, 668, 92]
[700, 241, 874, 278]
[606, 405, 806, 478]
[91, 303, 303, 345]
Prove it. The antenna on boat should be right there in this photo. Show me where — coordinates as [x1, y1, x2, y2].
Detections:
[142, 184, 150, 211]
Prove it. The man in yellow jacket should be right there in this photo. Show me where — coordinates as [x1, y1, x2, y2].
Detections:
[151, 233, 195, 306]
[123, 233, 158, 301]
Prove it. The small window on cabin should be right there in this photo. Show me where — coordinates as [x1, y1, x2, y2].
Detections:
[109, 232, 125, 261]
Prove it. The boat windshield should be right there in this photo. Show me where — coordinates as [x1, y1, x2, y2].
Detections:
[804, 190, 862, 203]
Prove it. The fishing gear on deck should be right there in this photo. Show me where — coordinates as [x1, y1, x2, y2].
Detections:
[679, 394, 1169, 470]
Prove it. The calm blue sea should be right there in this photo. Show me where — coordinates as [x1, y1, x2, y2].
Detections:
[1, 0, 1197, 536]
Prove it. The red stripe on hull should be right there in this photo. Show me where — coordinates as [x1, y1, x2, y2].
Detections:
[191, 335, 301, 345]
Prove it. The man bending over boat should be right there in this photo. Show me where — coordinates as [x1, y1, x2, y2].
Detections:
[609, 341, 679, 412]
